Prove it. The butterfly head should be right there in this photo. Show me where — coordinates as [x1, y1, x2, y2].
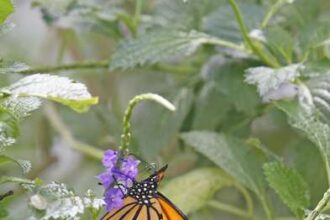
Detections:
[154, 164, 168, 182]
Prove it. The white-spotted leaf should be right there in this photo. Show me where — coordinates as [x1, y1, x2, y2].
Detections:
[5, 74, 98, 112]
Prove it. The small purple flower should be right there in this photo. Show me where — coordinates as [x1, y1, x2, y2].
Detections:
[97, 171, 114, 188]
[104, 188, 124, 211]
[102, 150, 118, 168]
[121, 156, 140, 179]
[97, 149, 140, 211]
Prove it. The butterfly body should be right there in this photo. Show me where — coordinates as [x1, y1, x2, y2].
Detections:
[101, 165, 188, 220]
[127, 175, 158, 205]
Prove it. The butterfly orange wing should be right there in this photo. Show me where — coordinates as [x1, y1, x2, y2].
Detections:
[101, 196, 139, 220]
[101, 194, 188, 220]
[155, 193, 188, 220]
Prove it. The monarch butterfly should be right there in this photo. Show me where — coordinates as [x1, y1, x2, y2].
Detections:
[101, 165, 188, 220]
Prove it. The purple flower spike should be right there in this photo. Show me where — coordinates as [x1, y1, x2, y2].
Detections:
[97, 149, 140, 211]
[104, 188, 124, 211]
[102, 150, 118, 169]
[121, 156, 140, 179]
[97, 171, 114, 188]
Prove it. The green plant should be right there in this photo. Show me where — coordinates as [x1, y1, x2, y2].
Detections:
[1, 0, 330, 219]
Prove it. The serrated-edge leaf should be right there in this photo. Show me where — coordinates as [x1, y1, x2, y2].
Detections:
[0, 203, 9, 218]
[0, 155, 31, 173]
[306, 74, 330, 124]
[192, 81, 231, 129]
[5, 74, 98, 112]
[0, 97, 40, 151]
[203, 3, 264, 43]
[181, 131, 266, 196]
[264, 162, 309, 218]
[245, 64, 302, 99]
[161, 167, 233, 214]
[0, 0, 14, 24]
[110, 30, 219, 70]
[276, 97, 330, 187]
[1, 97, 41, 119]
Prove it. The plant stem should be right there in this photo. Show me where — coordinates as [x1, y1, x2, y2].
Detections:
[44, 103, 103, 160]
[306, 188, 330, 220]
[0, 176, 35, 185]
[260, 196, 274, 220]
[17, 60, 109, 74]
[207, 38, 251, 53]
[0, 190, 13, 201]
[134, 0, 144, 29]
[235, 183, 254, 217]
[119, 93, 175, 155]
[208, 200, 252, 219]
[227, 0, 280, 68]
[261, 0, 290, 28]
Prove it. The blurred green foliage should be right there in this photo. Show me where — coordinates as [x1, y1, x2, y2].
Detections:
[0, 0, 330, 219]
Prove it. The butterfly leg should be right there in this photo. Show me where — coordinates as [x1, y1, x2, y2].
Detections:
[112, 175, 127, 196]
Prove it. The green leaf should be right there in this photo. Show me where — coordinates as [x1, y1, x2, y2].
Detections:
[110, 30, 221, 70]
[1, 97, 41, 120]
[0, 176, 35, 185]
[4, 74, 98, 112]
[276, 99, 330, 185]
[245, 64, 302, 102]
[133, 89, 193, 159]
[0, 0, 14, 24]
[264, 162, 309, 218]
[264, 27, 294, 64]
[31, 0, 75, 25]
[306, 74, 330, 124]
[278, 0, 321, 28]
[154, 0, 225, 30]
[203, 57, 260, 116]
[0, 155, 31, 173]
[181, 131, 266, 197]
[203, 3, 264, 42]
[161, 167, 233, 214]
[0, 97, 41, 152]
[0, 203, 8, 218]
[192, 81, 231, 129]
[299, 21, 330, 51]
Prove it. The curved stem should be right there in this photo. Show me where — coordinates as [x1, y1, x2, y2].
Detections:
[306, 188, 330, 220]
[261, 0, 286, 28]
[119, 93, 176, 154]
[0, 190, 13, 201]
[0, 176, 35, 185]
[133, 0, 144, 36]
[260, 196, 274, 220]
[227, 0, 280, 68]
[235, 183, 254, 217]
[206, 37, 250, 53]
[208, 200, 252, 219]
[44, 103, 103, 160]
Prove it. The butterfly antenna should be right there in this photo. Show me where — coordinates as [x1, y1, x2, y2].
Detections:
[112, 175, 127, 197]
[128, 153, 157, 173]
